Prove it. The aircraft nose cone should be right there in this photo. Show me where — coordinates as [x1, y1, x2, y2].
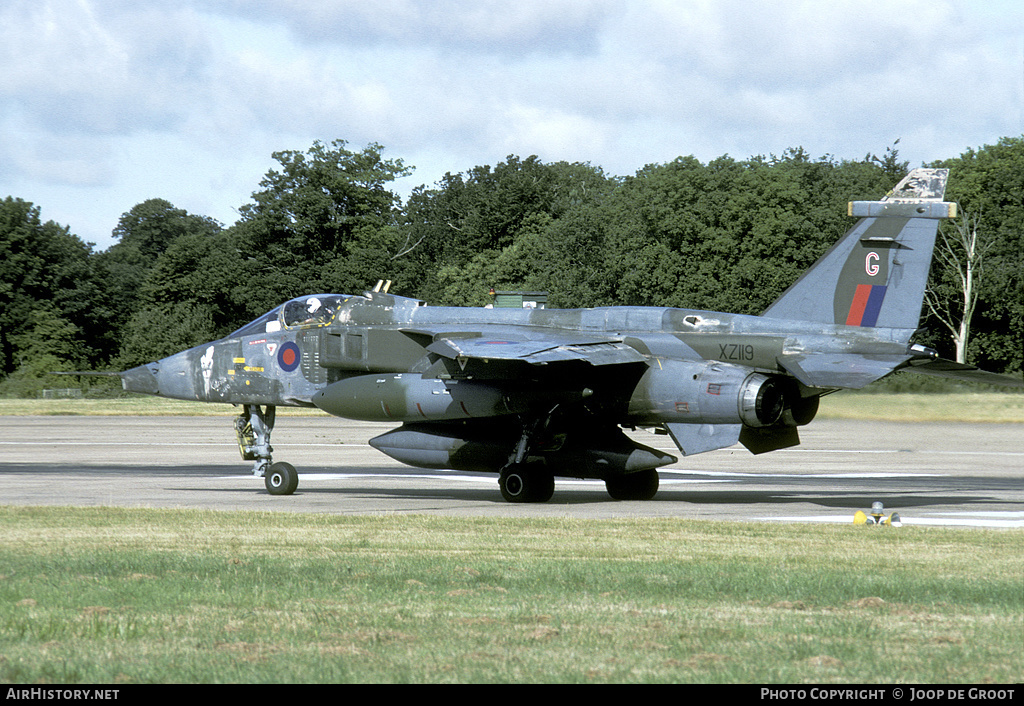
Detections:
[119, 350, 197, 399]
[152, 350, 198, 399]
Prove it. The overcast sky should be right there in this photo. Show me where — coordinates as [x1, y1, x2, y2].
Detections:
[2, 0, 1022, 251]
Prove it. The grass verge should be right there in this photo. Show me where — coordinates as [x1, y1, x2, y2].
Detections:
[821, 391, 1024, 423]
[0, 397, 323, 417]
[0, 507, 1020, 683]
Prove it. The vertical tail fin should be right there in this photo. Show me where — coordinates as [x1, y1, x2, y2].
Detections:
[761, 169, 955, 331]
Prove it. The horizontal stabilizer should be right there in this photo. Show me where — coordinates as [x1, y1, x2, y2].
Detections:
[778, 353, 911, 389]
[906, 358, 1024, 388]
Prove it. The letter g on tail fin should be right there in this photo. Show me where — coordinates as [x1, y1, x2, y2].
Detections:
[762, 168, 955, 333]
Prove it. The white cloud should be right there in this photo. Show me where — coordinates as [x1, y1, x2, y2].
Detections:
[1, 1, 213, 137]
[230, 0, 614, 56]
[0, 0, 1020, 250]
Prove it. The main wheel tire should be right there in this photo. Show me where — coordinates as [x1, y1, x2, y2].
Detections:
[605, 469, 659, 501]
[499, 465, 529, 502]
[265, 461, 299, 495]
[499, 463, 555, 503]
[529, 468, 555, 503]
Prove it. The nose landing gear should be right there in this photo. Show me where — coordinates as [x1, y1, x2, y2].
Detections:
[235, 404, 299, 495]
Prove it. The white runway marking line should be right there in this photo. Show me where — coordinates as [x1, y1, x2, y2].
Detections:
[0, 442, 371, 447]
[279, 472, 498, 484]
[219, 470, 946, 484]
[646, 444, 1024, 459]
[756, 512, 1024, 529]
[221, 472, 741, 485]
[662, 470, 943, 479]
[220, 471, 943, 487]
[221, 473, 613, 486]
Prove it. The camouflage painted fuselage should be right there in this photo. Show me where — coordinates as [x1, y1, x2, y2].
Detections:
[122, 290, 912, 424]
[117, 169, 1017, 495]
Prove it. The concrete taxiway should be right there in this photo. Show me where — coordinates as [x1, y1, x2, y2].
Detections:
[0, 415, 1021, 527]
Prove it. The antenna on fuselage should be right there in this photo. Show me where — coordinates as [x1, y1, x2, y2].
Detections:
[372, 279, 392, 293]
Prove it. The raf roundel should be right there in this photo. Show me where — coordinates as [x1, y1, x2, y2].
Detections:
[277, 341, 301, 372]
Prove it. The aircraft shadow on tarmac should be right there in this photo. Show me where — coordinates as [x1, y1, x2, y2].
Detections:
[3, 462, 1016, 512]
[0, 462, 235, 477]
[175, 473, 1011, 511]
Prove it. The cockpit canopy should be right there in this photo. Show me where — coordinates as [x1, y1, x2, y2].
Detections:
[229, 294, 352, 337]
[281, 295, 348, 328]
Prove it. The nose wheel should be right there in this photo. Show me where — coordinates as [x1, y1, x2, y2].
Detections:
[265, 462, 299, 495]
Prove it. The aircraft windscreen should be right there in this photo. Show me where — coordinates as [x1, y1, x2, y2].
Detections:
[281, 295, 350, 329]
[228, 307, 282, 338]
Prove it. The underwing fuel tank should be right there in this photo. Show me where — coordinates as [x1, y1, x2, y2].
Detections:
[312, 373, 528, 422]
[368, 422, 677, 479]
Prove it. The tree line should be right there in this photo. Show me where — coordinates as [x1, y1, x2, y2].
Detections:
[2, 136, 1021, 396]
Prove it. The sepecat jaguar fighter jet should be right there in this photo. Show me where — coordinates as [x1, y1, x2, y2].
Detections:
[116, 168, 1021, 501]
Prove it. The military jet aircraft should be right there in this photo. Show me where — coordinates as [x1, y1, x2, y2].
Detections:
[115, 168, 1021, 501]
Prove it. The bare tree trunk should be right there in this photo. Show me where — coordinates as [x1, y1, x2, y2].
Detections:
[925, 206, 989, 364]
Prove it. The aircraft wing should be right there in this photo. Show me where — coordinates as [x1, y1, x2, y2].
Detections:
[423, 334, 647, 368]
[403, 329, 643, 379]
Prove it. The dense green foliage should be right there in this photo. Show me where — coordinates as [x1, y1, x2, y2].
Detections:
[0, 198, 106, 388]
[931, 138, 1024, 372]
[1, 137, 1021, 395]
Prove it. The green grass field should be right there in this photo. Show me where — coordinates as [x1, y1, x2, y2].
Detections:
[0, 507, 1020, 684]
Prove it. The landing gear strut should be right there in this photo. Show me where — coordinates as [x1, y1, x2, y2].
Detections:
[497, 409, 557, 503]
[234, 404, 298, 495]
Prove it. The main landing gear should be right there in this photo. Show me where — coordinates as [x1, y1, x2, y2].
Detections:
[604, 469, 659, 501]
[495, 407, 664, 503]
[497, 410, 557, 503]
[235, 404, 299, 495]
[495, 407, 561, 502]
[499, 462, 555, 503]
